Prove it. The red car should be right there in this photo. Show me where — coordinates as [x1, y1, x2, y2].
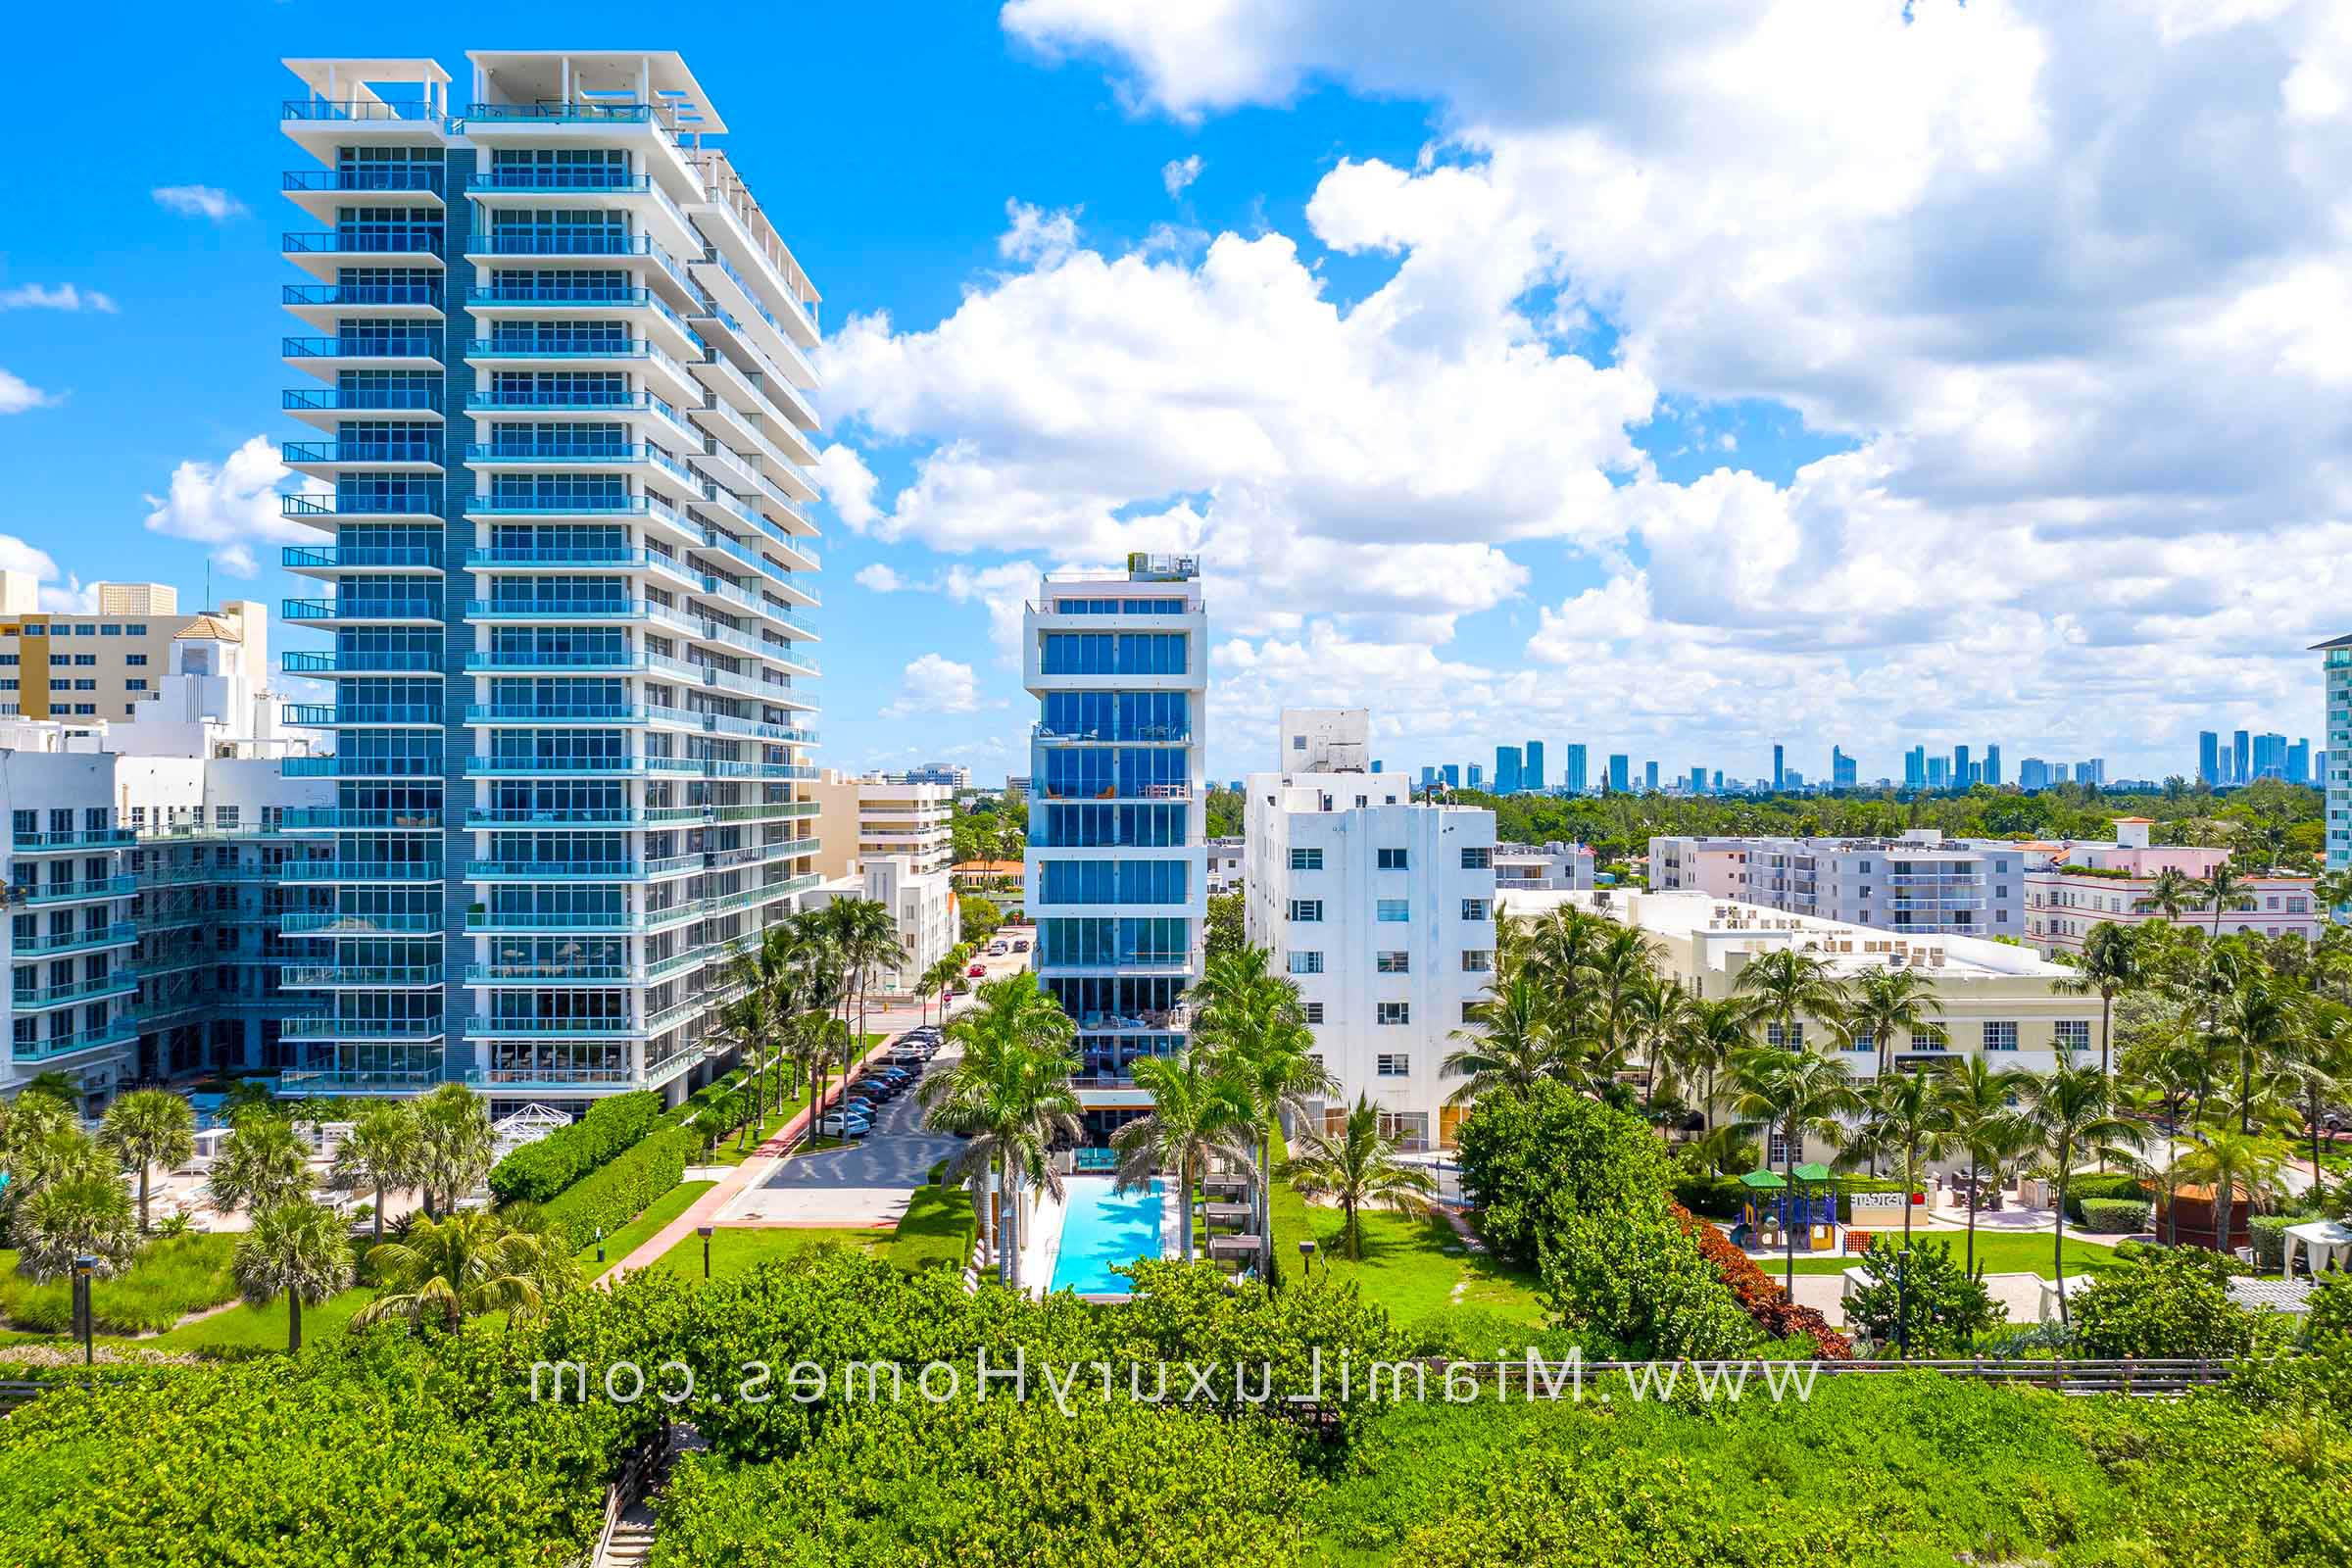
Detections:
[967, 962, 988, 977]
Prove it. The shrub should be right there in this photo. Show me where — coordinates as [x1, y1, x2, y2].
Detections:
[488, 1092, 662, 1205]
[2308, 1274, 2352, 1346]
[1670, 1172, 1746, 1219]
[2063, 1171, 2150, 1224]
[1542, 1207, 1757, 1361]
[2071, 1246, 2259, 1358]
[541, 1127, 698, 1252]
[1678, 1205, 1852, 1358]
[0, 1234, 239, 1336]
[1840, 1241, 2006, 1354]
[1455, 1082, 1681, 1270]
[2078, 1198, 2153, 1235]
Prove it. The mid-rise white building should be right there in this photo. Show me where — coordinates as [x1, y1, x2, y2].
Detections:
[804, 853, 956, 997]
[1245, 710, 1496, 1151]
[1024, 557, 1206, 1145]
[1648, 830, 2025, 938]
[2021, 816, 2321, 955]
[1204, 835, 1245, 894]
[807, 770, 954, 878]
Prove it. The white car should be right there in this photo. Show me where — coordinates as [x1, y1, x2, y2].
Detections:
[818, 1112, 872, 1139]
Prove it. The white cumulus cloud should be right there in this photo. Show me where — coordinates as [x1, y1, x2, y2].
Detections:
[1161, 154, 1204, 196]
[880, 654, 986, 719]
[141, 436, 321, 575]
[0, 284, 117, 314]
[152, 184, 248, 221]
[0, 369, 56, 415]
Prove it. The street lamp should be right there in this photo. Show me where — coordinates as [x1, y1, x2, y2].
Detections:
[595, 1227, 605, 1267]
[698, 1224, 715, 1281]
[1298, 1239, 1315, 1278]
[73, 1254, 97, 1366]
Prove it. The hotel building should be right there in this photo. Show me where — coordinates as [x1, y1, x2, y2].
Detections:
[1022, 557, 1205, 1143]
[2020, 817, 2320, 956]
[276, 52, 823, 1110]
[0, 575, 269, 724]
[1648, 831, 2025, 938]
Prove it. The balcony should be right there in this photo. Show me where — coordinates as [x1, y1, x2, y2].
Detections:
[279, 1017, 446, 1042]
[284, 702, 441, 728]
[461, 495, 664, 521]
[1032, 724, 1194, 747]
[11, 973, 140, 1011]
[281, 335, 442, 377]
[11, 1022, 139, 1061]
[281, 597, 441, 627]
[463, 596, 646, 622]
[280, 493, 444, 522]
[280, 910, 444, 936]
[282, 281, 443, 324]
[282, 755, 444, 779]
[462, 756, 696, 779]
[462, 390, 695, 444]
[282, 227, 445, 279]
[19, 876, 137, 905]
[283, 386, 443, 426]
[463, 1064, 641, 1091]
[281, 964, 443, 989]
[463, 442, 700, 485]
[277, 808, 443, 833]
[278, 860, 445, 883]
[274, 1068, 447, 1095]
[282, 650, 444, 677]
[13, 827, 136, 851]
[282, 166, 445, 219]
[10, 922, 137, 958]
[465, 907, 639, 933]
[462, 648, 644, 675]
[282, 545, 444, 576]
[466, 859, 640, 880]
[465, 1015, 640, 1040]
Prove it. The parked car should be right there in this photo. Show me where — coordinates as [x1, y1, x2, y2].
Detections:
[818, 1113, 871, 1139]
[967, 962, 988, 977]
[1012, 939, 1030, 953]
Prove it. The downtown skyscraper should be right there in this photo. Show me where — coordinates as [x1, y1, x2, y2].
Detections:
[278, 53, 824, 1105]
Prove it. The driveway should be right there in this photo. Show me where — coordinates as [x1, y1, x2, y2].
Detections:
[720, 1045, 965, 1226]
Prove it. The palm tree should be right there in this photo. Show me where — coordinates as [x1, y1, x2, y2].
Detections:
[233, 1199, 354, 1353]
[1659, 997, 1753, 1133]
[719, 986, 777, 1135]
[1589, 926, 1667, 1075]
[97, 1089, 196, 1233]
[14, 1160, 138, 1280]
[1844, 1069, 1954, 1253]
[916, 971, 1081, 1288]
[1193, 947, 1338, 1277]
[412, 1083, 495, 1216]
[2176, 1124, 2290, 1262]
[917, 954, 963, 1028]
[2146, 866, 2198, 922]
[1109, 1051, 1256, 1262]
[1729, 1045, 1862, 1297]
[23, 1070, 82, 1107]
[1282, 1095, 1440, 1261]
[1937, 1056, 2033, 1276]
[2291, 1004, 2352, 1186]
[207, 1112, 310, 1217]
[2214, 978, 2294, 1135]
[2020, 1065, 2141, 1324]
[2058, 923, 2141, 1076]
[1845, 964, 1941, 1080]
[1623, 971, 1691, 1111]
[353, 1210, 568, 1333]
[838, 897, 909, 1054]
[330, 1101, 420, 1244]
[1440, 973, 1565, 1105]
[1734, 947, 1851, 1055]
[2197, 862, 2248, 942]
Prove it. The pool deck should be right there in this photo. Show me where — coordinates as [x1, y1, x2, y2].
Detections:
[1023, 1173, 1178, 1300]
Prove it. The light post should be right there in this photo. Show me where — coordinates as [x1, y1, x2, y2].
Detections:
[698, 1224, 714, 1281]
[73, 1254, 97, 1367]
[1298, 1239, 1314, 1279]
[595, 1227, 606, 1268]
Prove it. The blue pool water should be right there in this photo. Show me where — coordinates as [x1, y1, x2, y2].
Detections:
[1050, 1178, 1164, 1295]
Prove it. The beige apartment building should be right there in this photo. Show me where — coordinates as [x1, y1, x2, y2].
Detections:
[806, 769, 956, 879]
[0, 575, 268, 725]
[1498, 888, 2103, 1169]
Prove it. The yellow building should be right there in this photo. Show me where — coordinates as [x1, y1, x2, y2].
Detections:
[0, 575, 268, 724]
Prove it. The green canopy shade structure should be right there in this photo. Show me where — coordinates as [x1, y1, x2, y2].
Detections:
[1791, 1162, 1834, 1183]
[1740, 1168, 1787, 1190]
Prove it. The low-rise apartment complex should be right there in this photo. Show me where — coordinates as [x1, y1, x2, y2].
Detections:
[2021, 817, 2321, 956]
[1494, 840, 1594, 892]
[1648, 830, 2025, 938]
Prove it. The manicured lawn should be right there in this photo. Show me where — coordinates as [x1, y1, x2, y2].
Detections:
[887, 1181, 975, 1274]
[1753, 1228, 2125, 1278]
[143, 1285, 382, 1355]
[695, 1034, 895, 1166]
[577, 1180, 716, 1279]
[1265, 1180, 1548, 1329]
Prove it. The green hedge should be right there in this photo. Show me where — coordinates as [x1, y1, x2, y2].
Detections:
[2063, 1172, 2150, 1223]
[2079, 1198, 2153, 1235]
[2246, 1211, 2327, 1269]
[489, 1091, 662, 1205]
[542, 1127, 699, 1252]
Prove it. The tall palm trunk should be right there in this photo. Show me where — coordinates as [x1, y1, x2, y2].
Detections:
[372, 1181, 385, 1245]
[289, 1292, 304, 1355]
[2099, 991, 2113, 1077]
[2053, 1145, 2072, 1327]
[1783, 1120, 1797, 1299]
[1177, 1159, 1196, 1264]
[1964, 1154, 1980, 1276]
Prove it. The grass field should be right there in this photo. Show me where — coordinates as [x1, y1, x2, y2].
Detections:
[1751, 1228, 2125, 1278]
[1264, 1180, 1548, 1330]
[653, 1226, 893, 1281]
[0, 1236, 240, 1336]
[577, 1180, 717, 1279]
[143, 1285, 382, 1355]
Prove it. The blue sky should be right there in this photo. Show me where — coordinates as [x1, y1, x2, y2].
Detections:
[5, 2, 2346, 786]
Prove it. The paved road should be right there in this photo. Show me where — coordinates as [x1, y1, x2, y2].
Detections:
[758, 1050, 962, 1191]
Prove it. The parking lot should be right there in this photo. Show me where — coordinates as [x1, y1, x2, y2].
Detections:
[719, 1033, 964, 1226]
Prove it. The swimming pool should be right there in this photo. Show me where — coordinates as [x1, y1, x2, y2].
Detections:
[1049, 1177, 1164, 1296]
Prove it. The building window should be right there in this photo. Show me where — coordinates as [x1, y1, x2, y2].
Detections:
[2055, 1019, 2092, 1054]
[1765, 1022, 1804, 1049]
[1848, 1029, 1875, 1055]
[1377, 848, 1409, 870]
[1302, 1002, 1324, 1024]
[125, 680, 147, 693]
[1460, 898, 1490, 920]
[1287, 899, 1323, 922]
[125, 655, 147, 667]
[1983, 1021, 2018, 1052]
[1288, 847, 1322, 871]
[1375, 1052, 1410, 1075]
[1461, 949, 1493, 972]
[1462, 1001, 1481, 1023]
[1375, 899, 1409, 922]
[1375, 951, 1409, 974]
[1460, 846, 1491, 869]
[124, 624, 146, 635]
[1376, 1003, 1411, 1027]
[1286, 951, 1323, 975]
[72, 655, 94, 667]
[1908, 1024, 1949, 1053]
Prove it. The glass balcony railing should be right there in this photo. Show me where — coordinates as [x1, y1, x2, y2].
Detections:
[278, 808, 443, 832]
[464, 101, 656, 125]
[279, 910, 443, 935]
[280, 494, 443, 518]
[282, 546, 445, 571]
[15, 1022, 140, 1060]
[466, 907, 637, 932]
[22, 876, 137, 904]
[282, 650, 444, 676]
[281, 440, 443, 466]
[13, 827, 136, 851]
[281, 964, 443, 988]
[12, 974, 140, 1010]
[286, 703, 443, 727]
[282, 99, 447, 125]
[466, 859, 640, 879]
[284, 229, 444, 255]
[282, 598, 441, 622]
[282, 283, 442, 311]
[464, 598, 645, 620]
[13, 922, 137, 958]
[283, 168, 445, 196]
[283, 335, 439, 359]
[464, 442, 698, 480]
[279, 1017, 446, 1041]
[277, 860, 445, 882]
[282, 755, 444, 778]
[284, 387, 442, 414]
[462, 495, 653, 517]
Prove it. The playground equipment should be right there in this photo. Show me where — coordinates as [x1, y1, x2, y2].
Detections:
[1730, 1163, 1843, 1253]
